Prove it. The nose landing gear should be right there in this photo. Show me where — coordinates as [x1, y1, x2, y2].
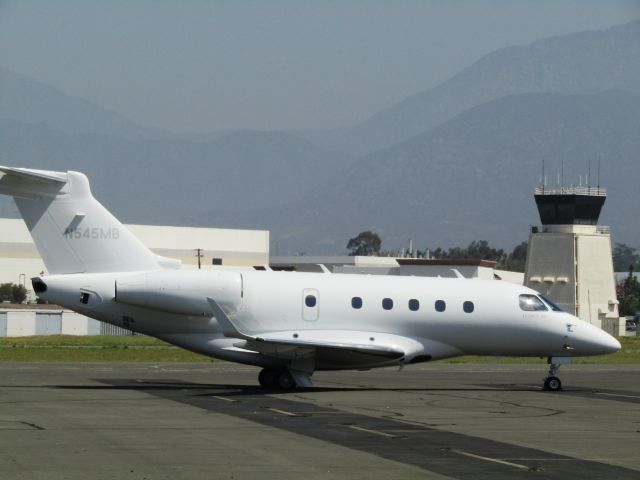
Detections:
[543, 356, 571, 391]
[543, 375, 562, 391]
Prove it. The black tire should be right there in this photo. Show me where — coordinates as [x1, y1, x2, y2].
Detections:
[277, 370, 296, 390]
[258, 369, 277, 388]
[544, 376, 562, 391]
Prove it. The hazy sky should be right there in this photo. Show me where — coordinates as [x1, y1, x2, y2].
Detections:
[1, 1, 639, 133]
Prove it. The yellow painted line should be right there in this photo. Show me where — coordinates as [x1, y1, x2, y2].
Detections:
[349, 425, 397, 438]
[212, 395, 238, 403]
[453, 450, 529, 470]
[268, 408, 300, 417]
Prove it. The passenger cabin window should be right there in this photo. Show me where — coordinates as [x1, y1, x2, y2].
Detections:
[435, 300, 446, 312]
[463, 301, 474, 313]
[408, 299, 419, 311]
[352, 297, 363, 309]
[519, 294, 548, 311]
[305, 295, 317, 308]
[382, 298, 393, 310]
[540, 294, 563, 312]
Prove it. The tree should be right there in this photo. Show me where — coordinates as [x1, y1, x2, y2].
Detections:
[466, 240, 506, 263]
[612, 243, 640, 272]
[425, 240, 506, 262]
[347, 231, 382, 256]
[502, 241, 528, 272]
[0, 283, 27, 304]
[421, 240, 528, 272]
[618, 268, 640, 316]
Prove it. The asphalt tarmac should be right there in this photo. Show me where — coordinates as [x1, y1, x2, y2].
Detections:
[1, 362, 639, 480]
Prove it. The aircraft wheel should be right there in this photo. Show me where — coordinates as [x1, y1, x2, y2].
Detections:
[277, 370, 296, 390]
[258, 369, 277, 388]
[543, 376, 562, 391]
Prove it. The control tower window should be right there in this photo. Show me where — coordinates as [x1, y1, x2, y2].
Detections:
[519, 294, 548, 311]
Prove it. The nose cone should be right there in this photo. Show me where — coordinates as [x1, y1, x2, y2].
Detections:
[571, 320, 621, 356]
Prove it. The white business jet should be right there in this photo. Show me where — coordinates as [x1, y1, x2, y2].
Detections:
[0, 166, 621, 391]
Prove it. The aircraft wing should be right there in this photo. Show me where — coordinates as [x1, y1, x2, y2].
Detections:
[208, 297, 422, 362]
[248, 330, 408, 359]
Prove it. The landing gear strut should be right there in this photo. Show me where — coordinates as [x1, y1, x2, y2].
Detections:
[543, 357, 571, 391]
[258, 368, 297, 390]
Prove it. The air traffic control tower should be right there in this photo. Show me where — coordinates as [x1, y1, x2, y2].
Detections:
[524, 186, 622, 335]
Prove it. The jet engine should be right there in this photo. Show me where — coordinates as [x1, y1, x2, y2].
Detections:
[114, 270, 242, 317]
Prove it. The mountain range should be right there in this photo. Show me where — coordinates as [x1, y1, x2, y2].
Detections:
[192, 90, 640, 253]
[315, 20, 640, 156]
[1, 20, 638, 255]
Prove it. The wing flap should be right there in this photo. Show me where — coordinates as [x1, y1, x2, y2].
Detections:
[249, 330, 407, 359]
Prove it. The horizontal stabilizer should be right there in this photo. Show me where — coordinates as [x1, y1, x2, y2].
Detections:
[0, 166, 68, 198]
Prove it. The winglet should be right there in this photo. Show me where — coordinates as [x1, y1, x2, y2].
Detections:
[450, 269, 465, 279]
[206, 297, 255, 341]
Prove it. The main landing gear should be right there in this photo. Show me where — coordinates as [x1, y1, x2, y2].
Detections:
[543, 357, 571, 391]
[258, 368, 296, 390]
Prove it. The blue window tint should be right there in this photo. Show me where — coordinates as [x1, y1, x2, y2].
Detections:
[351, 297, 363, 309]
[539, 294, 563, 312]
[435, 300, 446, 312]
[408, 299, 419, 311]
[382, 298, 393, 310]
[305, 295, 317, 308]
[463, 301, 474, 313]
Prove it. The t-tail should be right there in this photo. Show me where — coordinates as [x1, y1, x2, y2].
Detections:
[0, 166, 179, 274]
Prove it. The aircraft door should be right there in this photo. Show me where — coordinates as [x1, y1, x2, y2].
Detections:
[302, 288, 319, 321]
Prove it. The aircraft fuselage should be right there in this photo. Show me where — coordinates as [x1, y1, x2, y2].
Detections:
[35, 269, 619, 371]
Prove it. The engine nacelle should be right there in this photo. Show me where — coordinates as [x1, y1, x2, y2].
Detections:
[115, 269, 242, 317]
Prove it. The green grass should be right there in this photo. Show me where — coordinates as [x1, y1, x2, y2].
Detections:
[0, 335, 212, 362]
[0, 335, 638, 363]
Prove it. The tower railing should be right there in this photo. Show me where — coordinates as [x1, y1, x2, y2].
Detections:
[534, 186, 606, 196]
[530, 225, 611, 234]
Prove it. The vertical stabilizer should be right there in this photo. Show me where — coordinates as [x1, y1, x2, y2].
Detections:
[0, 166, 162, 274]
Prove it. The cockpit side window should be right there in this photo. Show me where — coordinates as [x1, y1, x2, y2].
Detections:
[519, 294, 548, 311]
[539, 294, 563, 312]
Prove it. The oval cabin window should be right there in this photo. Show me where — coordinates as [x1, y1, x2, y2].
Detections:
[352, 297, 363, 309]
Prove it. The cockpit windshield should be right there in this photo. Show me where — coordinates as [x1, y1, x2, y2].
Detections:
[539, 293, 564, 312]
[519, 294, 548, 311]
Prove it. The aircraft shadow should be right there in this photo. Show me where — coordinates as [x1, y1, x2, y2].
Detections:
[47, 379, 561, 396]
